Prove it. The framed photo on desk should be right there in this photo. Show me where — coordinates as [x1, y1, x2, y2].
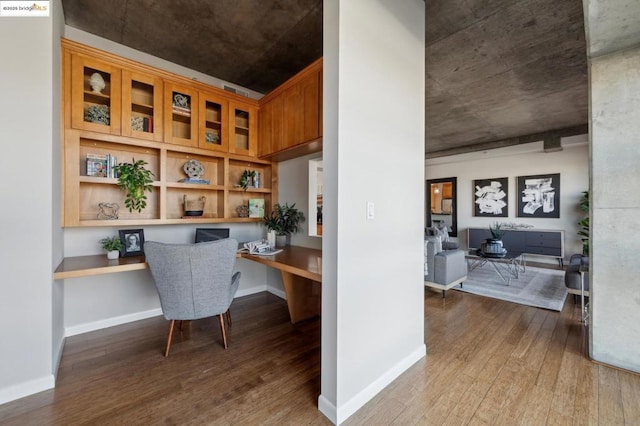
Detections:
[119, 229, 145, 257]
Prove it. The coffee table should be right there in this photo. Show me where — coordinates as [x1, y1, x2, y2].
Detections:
[466, 249, 526, 286]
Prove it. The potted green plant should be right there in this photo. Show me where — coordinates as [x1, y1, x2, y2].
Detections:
[482, 222, 506, 256]
[239, 170, 256, 191]
[114, 158, 154, 213]
[578, 190, 589, 256]
[263, 202, 305, 247]
[489, 221, 505, 240]
[99, 236, 123, 260]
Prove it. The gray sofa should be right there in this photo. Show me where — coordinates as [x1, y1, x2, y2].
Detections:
[424, 236, 467, 297]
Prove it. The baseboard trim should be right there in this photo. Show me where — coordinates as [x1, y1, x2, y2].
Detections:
[0, 374, 55, 405]
[64, 287, 269, 337]
[332, 344, 426, 424]
[53, 335, 66, 378]
[267, 287, 286, 300]
[65, 308, 163, 337]
[318, 394, 337, 424]
[235, 285, 268, 298]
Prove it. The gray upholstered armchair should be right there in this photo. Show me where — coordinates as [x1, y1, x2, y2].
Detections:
[564, 254, 589, 321]
[145, 239, 241, 356]
[424, 236, 467, 297]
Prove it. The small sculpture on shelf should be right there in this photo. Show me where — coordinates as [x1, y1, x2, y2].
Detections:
[236, 204, 249, 218]
[89, 72, 105, 94]
[97, 202, 119, 220]
[180, 159, 209, 184]
[205, 131, 220, 144]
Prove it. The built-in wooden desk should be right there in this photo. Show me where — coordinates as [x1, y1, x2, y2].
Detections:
[54, 246, 322, 324]
[240, 246, 322, 324]
[53, 255, 148, 280]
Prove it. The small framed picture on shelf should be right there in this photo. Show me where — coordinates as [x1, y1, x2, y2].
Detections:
[119, 229, 145, 257]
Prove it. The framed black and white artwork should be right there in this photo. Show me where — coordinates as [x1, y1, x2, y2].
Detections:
[517, 173, 560, 218]
[119, 229, 145, 257]
[473, 177, 508, 217]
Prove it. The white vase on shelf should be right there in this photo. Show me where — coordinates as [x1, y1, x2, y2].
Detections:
[107, 250, 120, 260]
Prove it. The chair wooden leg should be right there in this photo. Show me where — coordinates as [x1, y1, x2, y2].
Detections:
[226, 310, 232, 327]
[165, 320, 176, 357]
[218, 314, 228, 349]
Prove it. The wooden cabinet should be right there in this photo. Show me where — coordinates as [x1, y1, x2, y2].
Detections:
[258, 58, 322, 160]
[62, 39, 273, 228]
[198, 91, 228, 152]
[121, 69, 163, 141]
[163, 82, 198, 147]
[70, 55, 122, 135]
[229, 101, 258, 157]
[258, 96, 284, 157]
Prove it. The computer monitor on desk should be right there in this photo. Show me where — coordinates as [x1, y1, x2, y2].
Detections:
[194, 228, 230, 243]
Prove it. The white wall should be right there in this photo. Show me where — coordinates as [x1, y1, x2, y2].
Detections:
[51, 0, 66, 377]
[321, 1, 426, 424]
[0, 7, 60, 403]
[426, 138, 589, 262]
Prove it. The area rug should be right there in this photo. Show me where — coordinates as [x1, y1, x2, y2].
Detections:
[453, 265, 567, 311]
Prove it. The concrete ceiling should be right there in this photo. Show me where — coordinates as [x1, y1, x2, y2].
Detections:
[61, 0, 588, 156]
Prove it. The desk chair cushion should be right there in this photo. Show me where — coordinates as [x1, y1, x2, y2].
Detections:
[145, 239, 240, 321]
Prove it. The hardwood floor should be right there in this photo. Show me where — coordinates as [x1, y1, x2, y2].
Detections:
[1, 289, 639, 425]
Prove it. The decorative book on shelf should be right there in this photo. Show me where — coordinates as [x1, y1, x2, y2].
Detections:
[87, 153, 118, 178]
[87, 153, 107, 177]
[248, 199, 265, 218]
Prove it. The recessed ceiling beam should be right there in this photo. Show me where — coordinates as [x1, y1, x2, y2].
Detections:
[426, 124, 588, 159]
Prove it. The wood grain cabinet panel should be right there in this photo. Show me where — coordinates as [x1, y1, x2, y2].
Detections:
[121, 69, 163, 141]
[258, 58, 322, 159]
[163, 82, 198, 147]
[198, 91, 229, 152]
[70, 54, 122, 135]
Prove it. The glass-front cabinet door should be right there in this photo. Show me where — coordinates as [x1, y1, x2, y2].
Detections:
[198, 91, 228, 152]
[70, 55, 122, 135]
[163, 82, 198, 147]
[228, 101, 257, 157]
[121, 69, 163, 141]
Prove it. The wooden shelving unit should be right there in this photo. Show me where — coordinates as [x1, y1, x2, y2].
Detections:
[62, 39, 275, 228]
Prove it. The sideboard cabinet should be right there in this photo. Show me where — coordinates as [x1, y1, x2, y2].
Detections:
[62, 39, 274, 227]
[467, 228, 565, 265]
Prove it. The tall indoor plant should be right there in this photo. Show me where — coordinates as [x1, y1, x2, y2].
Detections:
[114, 158, 154, 213]
[578, 190, 589, 256]
[263, 202, 305, 247]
